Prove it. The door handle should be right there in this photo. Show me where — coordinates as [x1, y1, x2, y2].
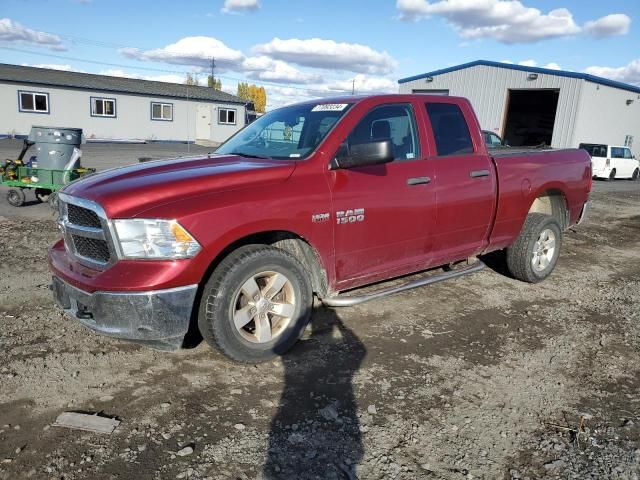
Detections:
[407, 176, 431, 186]
[470, 170, 490, 178]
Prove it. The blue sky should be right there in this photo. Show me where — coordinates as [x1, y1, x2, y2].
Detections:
[1, 0, 638, 108]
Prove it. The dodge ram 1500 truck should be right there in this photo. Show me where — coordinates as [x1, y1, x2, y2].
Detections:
[50, 95, 591, 363]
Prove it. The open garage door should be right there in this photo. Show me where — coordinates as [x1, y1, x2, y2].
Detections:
[502, 89, 559, 147]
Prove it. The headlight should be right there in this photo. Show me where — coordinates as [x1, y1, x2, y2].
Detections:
[113, 219, 201, 259]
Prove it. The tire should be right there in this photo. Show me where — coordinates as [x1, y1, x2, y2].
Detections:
[6, 188, 26, 207]
[506, 213, 562, 284]
[35, 188, 50, 203]
[608, 169, 616, 181]
[632, 168, 639, 181]
[198, 245, 313, 363]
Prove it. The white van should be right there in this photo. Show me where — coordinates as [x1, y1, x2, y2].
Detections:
[579, 144, 640, 180]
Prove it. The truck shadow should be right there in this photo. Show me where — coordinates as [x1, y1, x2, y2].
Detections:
[263, 307, 366, 479]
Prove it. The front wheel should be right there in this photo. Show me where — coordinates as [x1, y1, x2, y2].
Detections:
[632, 168, 639, 181]
[506, 213, 562, 283]
[6, 188, 26, 207]
[608, 169, 617, 181]
[198, 245, 313, 363]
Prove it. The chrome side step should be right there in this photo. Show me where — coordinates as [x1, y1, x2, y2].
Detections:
[322, 261, 484, 307]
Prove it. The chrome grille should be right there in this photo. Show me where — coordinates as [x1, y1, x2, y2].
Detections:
[58, 193, 116, 269]
[67, 204, 101, 228]
[71, 235, 111, 263]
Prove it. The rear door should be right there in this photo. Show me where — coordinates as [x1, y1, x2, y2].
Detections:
[328, 102, 436, 286]
[423, 99, 497, 262]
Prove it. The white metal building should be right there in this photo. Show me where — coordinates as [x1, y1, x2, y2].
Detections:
[0, 64, 247, 144]
[398, 60, 640, 156]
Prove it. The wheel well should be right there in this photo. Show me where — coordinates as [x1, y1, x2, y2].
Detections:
[528, 190, 568, 229]
[205, 231, 329, 298]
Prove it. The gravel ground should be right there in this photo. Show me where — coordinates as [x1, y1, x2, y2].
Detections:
[0, 174, 639, 479]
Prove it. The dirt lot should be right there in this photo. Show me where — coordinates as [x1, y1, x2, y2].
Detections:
[1, 177, 639, 480]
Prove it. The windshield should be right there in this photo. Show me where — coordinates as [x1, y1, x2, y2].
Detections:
[216, 102, 353, 160]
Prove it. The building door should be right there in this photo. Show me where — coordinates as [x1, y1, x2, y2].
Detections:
[502, 89, 559, 147]
[196, 104, 211, 140]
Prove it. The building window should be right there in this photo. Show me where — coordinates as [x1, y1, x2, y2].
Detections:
[18, 91, 49, 113]
[219, 108, 236, 125]
[91, 97, 116, 117]
[151, 102, 173, 121]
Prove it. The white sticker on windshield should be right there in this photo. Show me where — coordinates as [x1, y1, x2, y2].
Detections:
[311, 103, 348, 112]
[289, 153, 301, 158]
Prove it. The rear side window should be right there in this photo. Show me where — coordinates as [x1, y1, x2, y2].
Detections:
[426, 103, 473, 156]
[611, 147, 626, 159]
[579, 144, 607, 157]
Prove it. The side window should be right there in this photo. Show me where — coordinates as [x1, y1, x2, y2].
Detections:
[19, 91, 49, 113]
[426, 103, 474, 156]
[345, 104, 419, 161]
[624, 148, 633, 159]
[611, 147, 625, 159]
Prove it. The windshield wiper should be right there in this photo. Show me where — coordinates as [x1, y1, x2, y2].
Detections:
[226, 151, 271, 159]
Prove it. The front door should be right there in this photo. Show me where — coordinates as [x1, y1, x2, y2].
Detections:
[196, 104, 211, 140]
[328, 102, 436, 287]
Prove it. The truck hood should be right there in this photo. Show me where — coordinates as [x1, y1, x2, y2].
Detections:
[63, 154, 296, 218]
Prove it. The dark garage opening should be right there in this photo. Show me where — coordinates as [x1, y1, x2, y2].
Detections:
[503, 89, 559, 147]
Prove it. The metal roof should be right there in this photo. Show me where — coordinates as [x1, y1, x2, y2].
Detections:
[398, 60, 640, 95]
[0, 63, 246, 104]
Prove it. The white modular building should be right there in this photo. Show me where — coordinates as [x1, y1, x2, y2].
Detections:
[0, 63, 248, 144]
[398, 60, 640, 156]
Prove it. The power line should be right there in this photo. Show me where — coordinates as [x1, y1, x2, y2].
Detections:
[1, 25, 395, 95]
[0, 46, 376, 96]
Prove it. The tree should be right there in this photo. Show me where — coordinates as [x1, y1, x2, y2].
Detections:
[236, 82, 267, 113]
[207, 75, 222, 91]
[184, 73, 199, 86]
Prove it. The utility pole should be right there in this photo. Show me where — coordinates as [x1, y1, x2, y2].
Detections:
[211, 57, 216, 86]
[352, 79, 355, 95]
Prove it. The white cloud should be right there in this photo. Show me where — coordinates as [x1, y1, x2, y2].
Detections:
[98, 69, 186, 84]
[242, 56, 322, 84]
[325, 75, 397, 94]
[221, 0, 260, 14]
[253, 37, 397, 74]
[500, 59, 562, 70]
[0, 18, 66, 51]
[543, 62, 561, 70]
[517, 59, 537, 67]
[120, 36, 244, 71]
[584, 14, 631, 38]
[396, 0, 627, 43]
[585, 59, 640, 86]
[22, 63, 76, 71]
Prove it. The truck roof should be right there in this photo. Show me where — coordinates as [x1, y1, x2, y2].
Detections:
[289, 93, 469, 108]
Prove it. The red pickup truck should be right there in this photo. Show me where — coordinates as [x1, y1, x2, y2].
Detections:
[50, 94, 591, 362]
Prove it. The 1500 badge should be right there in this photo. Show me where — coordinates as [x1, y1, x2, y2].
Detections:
[336, 208, 365, 224]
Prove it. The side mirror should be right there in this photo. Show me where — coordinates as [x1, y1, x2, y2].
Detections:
[332, 140, 394, 169]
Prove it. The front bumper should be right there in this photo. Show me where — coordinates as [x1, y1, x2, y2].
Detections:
[51, 276, 198, 351]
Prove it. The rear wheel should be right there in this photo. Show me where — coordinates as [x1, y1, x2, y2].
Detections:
[632, 168, 639, 181]
[34, 188, 51, 203]
[506, 213, 562, 283]
[6, 188, 25, 207]
[198, 245, 313, 363]
[608, 169, 617, 181]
